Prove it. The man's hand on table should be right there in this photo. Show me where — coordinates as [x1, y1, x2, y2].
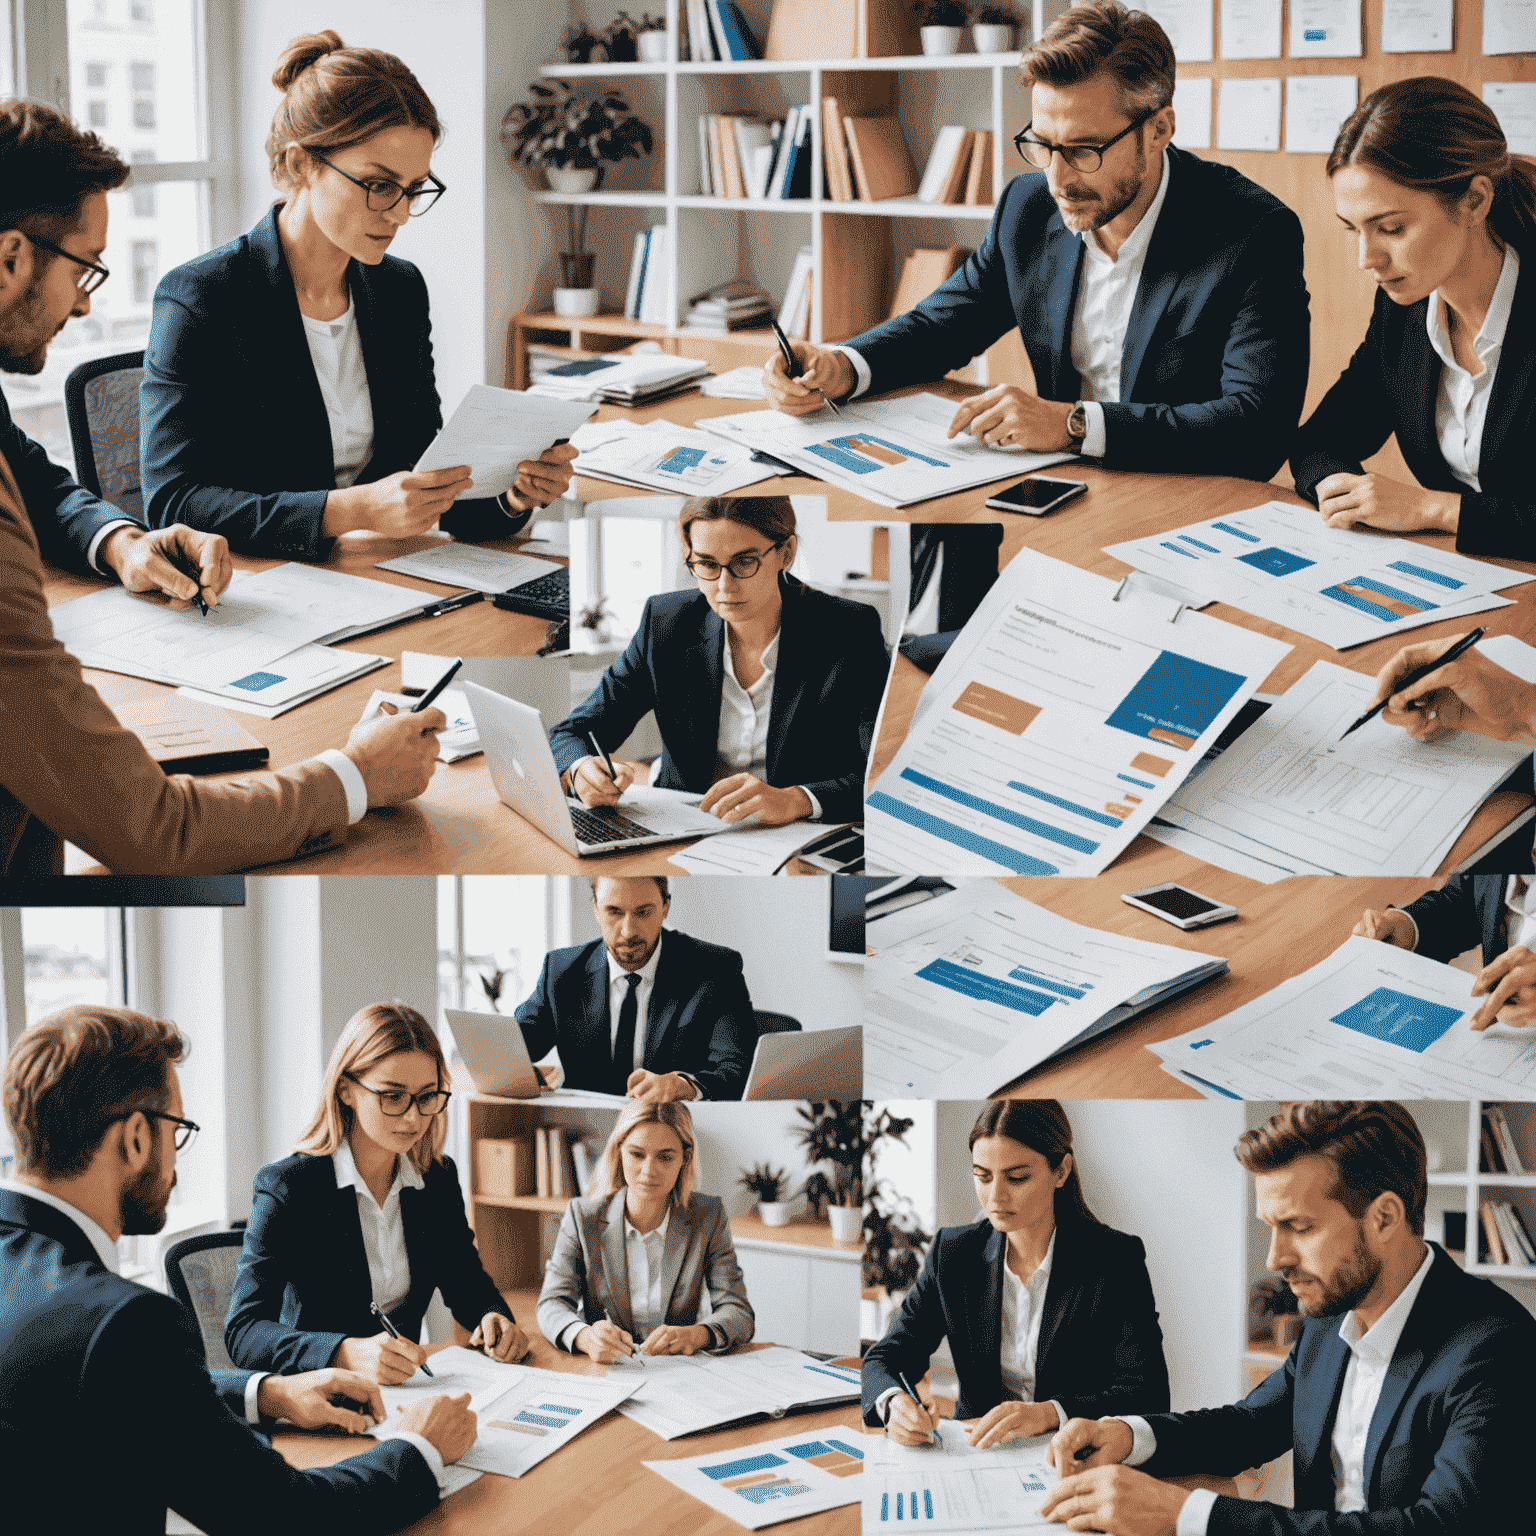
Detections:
[947, 385, 1076, 453]
[256, 1367, 385, 1433]
[343, 708, 447, 807]
[1366, 634, 1536, 746]
[100, 525, 232, 608]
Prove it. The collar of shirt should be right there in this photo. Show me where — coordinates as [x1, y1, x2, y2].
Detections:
[333, 1138, 425, 1212]
[0, 1178, 120, 1274]
[624, 1207, 671, 1245]
[1336, 1243, 1436, 1365]
[1506, 874, 1533, 915]
[1425, 246, 1521, 377]
[1002, 1226, 1057, 1300]
[721, 630, 781, 699]
[607, 931, 665, 992]
[299, 295, 357, 342]
[1077, 148, 1171, 268]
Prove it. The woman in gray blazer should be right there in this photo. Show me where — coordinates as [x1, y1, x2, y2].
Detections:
[536, 1101, 755, 1362]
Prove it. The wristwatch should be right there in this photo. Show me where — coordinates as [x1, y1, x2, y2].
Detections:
[1065, 401, 1088, 452]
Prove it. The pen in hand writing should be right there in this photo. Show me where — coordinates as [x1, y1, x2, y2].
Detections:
[897, 1371, 938, 1445]
[168, 551, 209, 616]
[371, 1300, 434, 1377]
[605, 1309, 642, 1365]
[588, 731, 617, 785]
[1339, 627, 1485, 741]
[770, 316, 842, 417]
[412, 657, 462, 714]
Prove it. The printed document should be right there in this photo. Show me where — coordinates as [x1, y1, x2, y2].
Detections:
[571, 419, 788, 496]
[375, 542, 562, 594]
[669, 820, 828, 876]
[176, 645, 388, 718]
[413, 384, 596, 499]
[867, 1424, 1058, 1531]
[866, 548, 1291, 878]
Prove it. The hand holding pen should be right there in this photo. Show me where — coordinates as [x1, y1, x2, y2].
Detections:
[349, 1300, 432, 1382]
[1343, 628, 1485, 741]
[567, 732, 634, 807]
[886, 1372, 939, 1446]
[765, 321, 846, 418]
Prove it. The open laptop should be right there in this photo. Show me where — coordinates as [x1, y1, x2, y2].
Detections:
[442, 1008, 541, 1099]
[742, 1025, 862, 1101]
[464, 680, 728, 857]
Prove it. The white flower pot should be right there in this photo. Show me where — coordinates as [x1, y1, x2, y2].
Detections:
[638, 30, 669, 62]
[759, 1200, 793, 1227]
[829, 1205, 862, 1243]
[553, 286, 601, 317]
[920, 25, 963, 55]
[546, 166, 598, 193]
[973, 24, 1015, 52]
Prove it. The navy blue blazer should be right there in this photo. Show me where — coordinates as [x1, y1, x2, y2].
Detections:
[548, 582, 888, 825]
[862, 1216, 1169, 1425]
[842, 149, 1309, 481]
[514, 929, 755, 1100]
[0, 1188, 434, 1534]
[1, 387, 141, 574]
[1401, 874, 1510, 966]
[139, 205, 531, 558]
[224, 1151, 511, 1375]
[1141, 1244, 1532, 1532]
[1292, 257, 1536, 559]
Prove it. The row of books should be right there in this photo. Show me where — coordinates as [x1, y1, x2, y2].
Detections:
[478, 1129, 596, 1201]
[698, 109, 812, 200]
[917, 127, 996, 206]
[1479, 1103, 1527, 1174]
[779, 244, 814, 339]
[822, 102, 918, 202]
[682, 0, 761, 61]
[624, 224, 673, 323]
[1479, 1198, 1535, 1267]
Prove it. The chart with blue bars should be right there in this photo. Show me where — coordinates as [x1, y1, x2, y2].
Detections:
[916, 956, 1091, 1018]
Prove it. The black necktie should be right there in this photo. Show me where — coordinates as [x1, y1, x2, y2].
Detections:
[613, 973, 641, 1092]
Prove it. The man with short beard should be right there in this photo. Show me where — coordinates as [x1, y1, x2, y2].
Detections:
[1039, 1100, 1533, 1534]
[0, 1005, 478, 1532]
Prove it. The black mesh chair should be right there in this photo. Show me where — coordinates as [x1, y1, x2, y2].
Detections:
[164, 1230, 245, 1371]
[63, 350, 145, 513]
[753, 1010, 803, 1036]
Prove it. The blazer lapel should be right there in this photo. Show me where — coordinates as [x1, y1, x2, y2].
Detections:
[584, 944, 612, 1074]
[764, 586, 808, 784]
[349, 259, 396, 470]
[1032, 1227, 1073, 1389]
[1119, 156, 1185, 401]
[600, 1189, 634, 1333]
[1477, 263, 1536, 484]
[681, 615, 727, 786]
[973, 1228, 1007, 1405]
[330, 1171, 375, 1324]
[644, 931, 681, 1065]
[1296, 1325, 1352, 1502]
[658, 1200, 692, 1322]
[1041, 218, 1086, 397]
[1401, 306, 1443, 470]
[398, 1181, 430, 1310]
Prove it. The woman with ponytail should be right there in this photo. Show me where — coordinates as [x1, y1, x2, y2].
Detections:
[140, 32, 575, 558]
[1292, 77, 1536, 556]
[547, 496, 888, 827]
[862, 1101, 1169, 1448]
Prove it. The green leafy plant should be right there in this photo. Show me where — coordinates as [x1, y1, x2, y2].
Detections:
[796, 1101, 864, 1217]
[864, 1184, 930, 1292]
[501, 82, 654, 174]
[975, 5, 1018, 22]
[560, 22, 604, 63]
[634, 10, 668, 33]
[739, 1162, 791, 1203]
[914, 0, 970, 24]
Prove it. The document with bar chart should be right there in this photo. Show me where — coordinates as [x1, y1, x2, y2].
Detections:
[645, 1429, 866, 1529]
[864, 883, 1227, 1097]
[866, 549, 1291, 878]
[1105, 500, 1528, 649]
[569, 419, 787, 495]
[1152, 937, 1536, 1099]
[866, 1423, 1057, 1530]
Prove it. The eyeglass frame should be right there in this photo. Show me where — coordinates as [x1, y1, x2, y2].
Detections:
[305, 149, 448, 216]
[343, 1072, 452, 1119]
[105, 1109, 200, 1151]
[25, 232, 111, 295]
[684, 539, 789, 581]
[1013, 109, 1157, 174]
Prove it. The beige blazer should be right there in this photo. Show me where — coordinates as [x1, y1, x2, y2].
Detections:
[536, 1189, 755, 1353]
[0, 449, 349, 876]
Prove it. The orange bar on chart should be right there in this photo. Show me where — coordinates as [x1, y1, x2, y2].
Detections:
[952, 682, 1042, 735]
[1146, 727, 1196, 751]
[1131, 751, 1175, 777]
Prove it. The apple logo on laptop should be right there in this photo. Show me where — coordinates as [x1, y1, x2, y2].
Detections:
[512, 758, 526, 777]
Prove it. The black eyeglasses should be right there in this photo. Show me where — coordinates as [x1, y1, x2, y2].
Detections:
[106, 1110, 200, 1151]
[1014, 111, 1155, 174]
[344, 1073, 452, 1118]
[306, 150, 447, 215]
[685, 541, 786, 581]
[28, 233, 111, 294]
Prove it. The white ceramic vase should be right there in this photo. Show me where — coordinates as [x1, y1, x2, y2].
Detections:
[759, 1200, 793, 1227]
[973, 24, 1015, 52]
[546, 166, 598, 193]
[920, 25, 963, 55]
[553, 287, 601, 317]
[638, 30, 669, 62]
[829, 1205, 862, 1243]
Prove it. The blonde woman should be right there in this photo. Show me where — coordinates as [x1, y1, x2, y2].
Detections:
[225, 1004, 527, 1382]
[536, 1101, 754, 1363]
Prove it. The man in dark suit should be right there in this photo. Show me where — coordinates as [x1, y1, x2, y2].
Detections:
[0, 1004, 478, 1534]
[515, 876, 755, 1101]
[1041, 1101, 1532, 1534]
[763, 1, 1308, 482]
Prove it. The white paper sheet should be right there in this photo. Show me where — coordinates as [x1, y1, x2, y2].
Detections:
[571, 419, 787, 496]
[1172, 78, 1213, 149]
[175, 646, 388, 717]
[374, 542, 563, 595]
[359, 688, 481, 763]
[867, 1425, 1058, 1531]
[1220, 0, 1282, 57]
[1484, 0, 1536, 55]
[1141, 0, 1214, 60]
[669, 820, 826, 876]
[1382, 0, 1454, 51]
[1284, 75, 1358, 155]
[1289, 0, 1363, 56]
[1484, 82, 1536, 156]
[700, 364, 769, 400]
[413, 385, 596, 499]
[1217, 78, 1281, 151]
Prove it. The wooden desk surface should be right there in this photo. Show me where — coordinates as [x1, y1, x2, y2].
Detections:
[274, 1338, 864, 1536]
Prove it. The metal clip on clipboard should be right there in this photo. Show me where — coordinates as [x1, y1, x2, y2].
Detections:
[1109, 569, 1209, 625]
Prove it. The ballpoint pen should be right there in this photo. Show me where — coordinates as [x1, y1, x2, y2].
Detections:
[588, 731, 617, 785]
[896, 1371, 938, 1445]
[168, 551, 209, 616]
[412, 657, 463, 714]
[605, 1309, 643, 1366]
[419, 591, 484, 620]
[371, 1300, 434, 1377]
[1339, 628, 1485, 740]
[771, 315, 842, 417]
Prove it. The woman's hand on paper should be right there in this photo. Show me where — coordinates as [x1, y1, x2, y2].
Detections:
[322, 465, 474, 539]
[966, 1400, 1062, 1449]
[762, 340, 855, 415]
[1367, 636, 1536, 745]
[947, 386, 1075, 452]
[575, 1320, 635, 1364]
[568, 755, 637, 806]
[699, 774, 811, 826]
[470, 1312, 530, 1362]
[1315, 471, 1460, 534]
[1470, 946, 1536, 1030]
[638, 1323, 712, 1356]
[1352, 909, 1417, 950]
[504, 441, 578, 511]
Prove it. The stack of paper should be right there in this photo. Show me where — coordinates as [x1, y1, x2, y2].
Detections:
[532, 351, 711, 407]
[683, 278, 771, 332]
[570, 419, 787, 496]
[867, 1422, 1060, 1531]
[700, 364, 768, 400]
[414, 385, 597, 501]
[178, 646, 389, 720]
[864, 882, 1228, 1098]
[374, 544, 562, 595]
[669, 819, 838, 876]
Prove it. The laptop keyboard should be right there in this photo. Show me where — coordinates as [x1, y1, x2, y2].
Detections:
[493, 567, 569, 621]
[570, 804, 657, 845]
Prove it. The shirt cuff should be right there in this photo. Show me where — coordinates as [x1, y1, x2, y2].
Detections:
[833, 346, 872, 400]
[1177, 1487, 1217, 1536]
[559, 1320, 587, 1353]
[1079, 401, 1107, 459]
[1391, 907, 1420, 952]
[677, 1073, 704, 1101]
[797, 788, 823, 822]
[1120, 1416, 1158, 1467]
[1046, 1400, 1066, 1431]
[87, 518, 142, 575]
[381, 1427, 449, 1494]
[317, 748, 368, 825]
[245, 1372, 269, 1425]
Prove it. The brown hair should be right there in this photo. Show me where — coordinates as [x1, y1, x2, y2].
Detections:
[590, 876, 670, 904]
[678, 496, 808, 592]
[265, 30, 442, 190]
[1328, 77, 1536, 255]
[1020, 1, 1175, 117]
[968, 1100, 1101, 1226]
[4, 1006, 185, 1179]
[0, 98, 129, 254]
[295, 1003, 448, 1173]
[598, 1099, 698, 1210]
[1236, 1101, 1427, 1237]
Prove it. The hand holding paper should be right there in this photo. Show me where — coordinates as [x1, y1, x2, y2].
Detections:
[414, 385, 597, 500]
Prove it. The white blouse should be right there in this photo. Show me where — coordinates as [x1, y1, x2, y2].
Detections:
[333, 1140, 423, 1313]
[299, 297, 375, 488]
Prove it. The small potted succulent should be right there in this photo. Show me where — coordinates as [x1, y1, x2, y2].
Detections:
[740, 1162, 795, 1226]
[914, 0, 969, 54]
[560, 20, 605, 64]
[635, 12, 670, 62]
[973, 4, 1018, 52]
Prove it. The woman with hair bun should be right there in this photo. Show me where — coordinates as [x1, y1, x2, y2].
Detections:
[140, 32, 575, 558]
[862, 1101, 1168, 1449]
[1292, 77, 1536, 556]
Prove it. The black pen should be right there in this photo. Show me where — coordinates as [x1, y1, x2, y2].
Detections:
[420, 590, 484, 619]
[896, 1371, 938, 1445]
[412, 658, 462, 714]
[588, 731, 617, 784]
[771, 315, 841, 417]
[169, 551, 209, 616]
[1340, 627, 1486, 741]
[371, 1300, 433, 1377]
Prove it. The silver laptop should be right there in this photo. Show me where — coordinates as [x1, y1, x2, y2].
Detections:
[742, 1026, 863, 1101]
[442, 1008, 541, 1099]
[464, 680, 728, 857]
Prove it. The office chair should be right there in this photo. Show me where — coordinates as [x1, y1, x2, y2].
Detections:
[63, 350, 145, 515]
[753, 1010, 802, 1036]
[164, 1230, 245, 1371]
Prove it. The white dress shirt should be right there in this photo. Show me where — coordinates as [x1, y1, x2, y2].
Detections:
[1123, 1244, 1437, 1536]
[1425, 246, 1520, 493]
[625, 1207, 672, 1341]
[839, 150, 1173, 462]
[607, 933, 666, 1075]
[718, 631, 823, 821]
[333, 1139, 424, 1313]
[299, 297, 375, 488]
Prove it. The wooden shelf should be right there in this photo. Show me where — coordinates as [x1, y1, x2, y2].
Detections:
[539, 54, 1023, 78]
[473, 1192, 570, 1213]
[517, 311, 671, 338]
[532, 190, 669, 208]
[732, 1213, 861, 1252]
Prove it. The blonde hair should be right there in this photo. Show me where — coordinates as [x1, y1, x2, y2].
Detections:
[599, 1100, 698, 1210]
[296, 1003, 447, 1174]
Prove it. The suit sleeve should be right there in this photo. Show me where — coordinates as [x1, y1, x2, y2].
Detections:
[224, 1166, 350, 1374]
[548, 601, 661, 780]
[1397, 876, 1483, 965]
[861, 1237, 948, 1425]
[535, 1201, 591, 1348]
[793, 602, 888, 823]
[1099, 206, 1310, 481]
[430, 1156, 514, 1331]
[692, 951, 755, 1101]
[101, 1291, 440, 1536]
[1451, 491, 1536, 560]
[700, 1204, 755, 1351]
[0, 502, 350, 875]
[1056, 1236, 1169, 1421]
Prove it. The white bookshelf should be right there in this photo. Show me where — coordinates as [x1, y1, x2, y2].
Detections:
[1449, 1100, 1536, 1277]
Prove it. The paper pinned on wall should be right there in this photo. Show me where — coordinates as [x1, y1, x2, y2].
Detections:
[1484, 82, 1536, 156]
[1141, 0, 1214, 61]
[1484, 0, 1536, 55]
[1172, 78, 1213, 149]
[1220, 0, 1282, 57]
[1217, 78, 1281, 152]
[1381, 0, 1454, 51]
[1288, 0, 1363, 56]
[1284, 75, 1358, 155]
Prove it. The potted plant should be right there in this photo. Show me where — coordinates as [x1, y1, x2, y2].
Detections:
[635, 11, 670, 62]
[1248, 1275, 1301, 1349]
[973, 4, 1017, 51]
[603, 11, 642, 62]
[914, 0, 969, 54]
[862, 1105, 931, 1337]
[740, 1162, 794, 1226]
[560, 20, 605, 64]
[796, 1101, 865, 1242]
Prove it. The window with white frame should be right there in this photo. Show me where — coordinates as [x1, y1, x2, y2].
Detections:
[437, 878, 557, 1022]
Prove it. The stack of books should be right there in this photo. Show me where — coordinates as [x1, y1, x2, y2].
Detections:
[534, 1126, 594, 1199]
[1480, 1103, 1527, 1173]
[684, 278, 772, 334]
[683, 0, 760, 61]
[822, 105, 919, 202]
[1479, 1197, 1535, 1266]
[698, 108, 812, 199]
[534, 352, 711, 406]
[917, 128, 996, 206]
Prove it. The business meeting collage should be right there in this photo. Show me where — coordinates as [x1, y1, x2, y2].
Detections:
[2, 0, 1535, 1533]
